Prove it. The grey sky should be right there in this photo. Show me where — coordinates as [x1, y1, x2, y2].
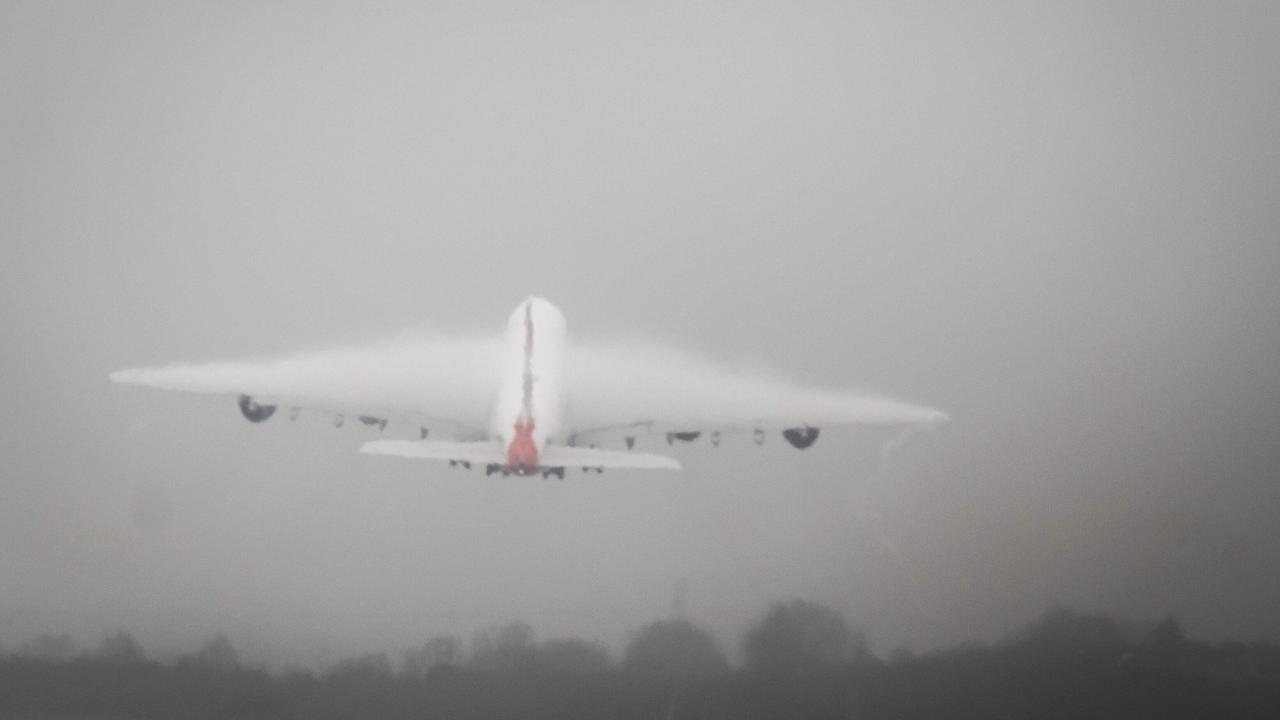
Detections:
[2, 1, 1279, 666]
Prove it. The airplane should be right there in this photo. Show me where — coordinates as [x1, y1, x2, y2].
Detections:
[110, 297, 946, 477]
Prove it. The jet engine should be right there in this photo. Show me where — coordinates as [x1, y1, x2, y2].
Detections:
[238, 394, 277, 423]
[782, 426, 820, 449]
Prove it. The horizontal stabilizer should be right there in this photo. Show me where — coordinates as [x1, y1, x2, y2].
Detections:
[361, 440, 506, 464]
[540, 445, 681, 471]
[360, 440, 681, 471]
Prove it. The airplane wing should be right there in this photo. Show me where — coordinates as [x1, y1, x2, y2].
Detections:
[109, 336, 501, 439]
[564, 341, 946, 448]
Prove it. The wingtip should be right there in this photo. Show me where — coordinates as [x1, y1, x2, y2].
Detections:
[651, 454, 683, 471]
[359, 440, 402, 456]
[108, 368, 138, 384]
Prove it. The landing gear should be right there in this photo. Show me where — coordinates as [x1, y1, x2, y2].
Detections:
[542, 467, 565, 480]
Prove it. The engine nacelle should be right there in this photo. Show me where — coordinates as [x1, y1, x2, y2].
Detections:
[782, 426, 820, 449]
[238, 394, 277, 423]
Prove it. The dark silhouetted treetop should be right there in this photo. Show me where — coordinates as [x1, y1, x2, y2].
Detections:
[742, 599, 867, 676]
[402, 634, 462, 678]
[470, 620, 537, 672]
[623, 619, 729, 676]
[177, 633, 241, 673]
[96, 631, 145, 665]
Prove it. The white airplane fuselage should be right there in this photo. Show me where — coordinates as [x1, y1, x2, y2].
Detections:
[489, 297, 567, 474]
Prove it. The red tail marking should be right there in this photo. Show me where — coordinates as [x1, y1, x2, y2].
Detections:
[508, 416, 538, 474]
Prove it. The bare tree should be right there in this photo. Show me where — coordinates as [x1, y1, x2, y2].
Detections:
[623, 619, 729, 676]
[742, 599, 867, 676]
[470, 620, 536, 672]
[178, 634, 241, 673]
[402, 635, 462, 677]
[18, 634, 76, 662]
[536, 638, 614, 674]
[97, 632, 145, 665]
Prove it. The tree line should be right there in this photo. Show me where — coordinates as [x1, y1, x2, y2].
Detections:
[2, 601, 1278, 719]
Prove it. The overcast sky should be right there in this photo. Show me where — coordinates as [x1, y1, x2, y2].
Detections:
[2, 1, 1279, 667]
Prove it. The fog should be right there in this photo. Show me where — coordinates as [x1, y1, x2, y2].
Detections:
[2, 1, 1279, 671]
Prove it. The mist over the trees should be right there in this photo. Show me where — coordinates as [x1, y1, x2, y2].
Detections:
[3, 601, 1277, 719]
